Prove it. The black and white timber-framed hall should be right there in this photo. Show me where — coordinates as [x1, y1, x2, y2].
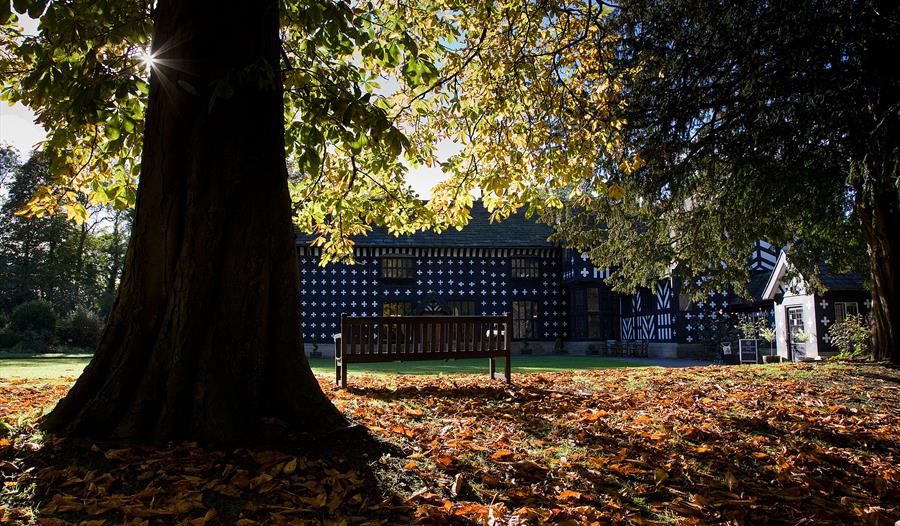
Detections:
[296, 203, 867, 360]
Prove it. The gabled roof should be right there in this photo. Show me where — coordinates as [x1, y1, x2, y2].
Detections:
[295, 202, 555, 248]
[817, 264, 866, 291]
[762, 251, 791, 300]
[762, 251, 866, 300]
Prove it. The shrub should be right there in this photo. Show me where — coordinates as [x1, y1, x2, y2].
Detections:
[57, 308, 103, 349]
[736, 314, 774, 341]
[736, 315, 760, 339]
[0, 311, 8, 330]
[10, 300, 57, 336]
[9, 300, 57, 352]
[828, 314, 870, 358]
[0, 329, 19, 349]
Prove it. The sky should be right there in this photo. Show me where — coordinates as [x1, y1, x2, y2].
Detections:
[0, 102, 47, 157]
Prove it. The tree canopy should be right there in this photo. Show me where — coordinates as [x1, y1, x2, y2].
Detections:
[548, 0, 892, 291]
[0, 0, 628, 261]
[542, 0, 898, 361]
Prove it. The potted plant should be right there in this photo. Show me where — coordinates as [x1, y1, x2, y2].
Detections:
[793, 329, 810, 343]
[758, 326, 777, 362]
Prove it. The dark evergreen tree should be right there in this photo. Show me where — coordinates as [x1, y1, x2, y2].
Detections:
[551, 0, 898, 363]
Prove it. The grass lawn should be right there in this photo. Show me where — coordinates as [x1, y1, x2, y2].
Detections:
[1, 362, 897, 525]
[0, 354, 640, 379]
[0, 355, 92, 380]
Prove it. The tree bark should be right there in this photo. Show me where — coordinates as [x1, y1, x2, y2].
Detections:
[858, 184, 900, 364]
[43, 0, 348, 442]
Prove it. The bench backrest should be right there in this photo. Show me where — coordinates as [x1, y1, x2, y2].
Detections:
[340, 314, 512, 358]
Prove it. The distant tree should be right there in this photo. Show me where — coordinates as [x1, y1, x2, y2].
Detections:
[0, 153, 65, 311]
[0, 145, 15, 193]
[0, 150, 129, 316]
[0, 145, 19, 302]
[545, 0, 898, 363]
[96, 208, 131, 317]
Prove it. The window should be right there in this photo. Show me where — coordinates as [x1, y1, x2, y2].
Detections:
[381, 256, 414, 279]
[381, 302, 411, 344]
[586, 288, 602, 338]
[382, 302, 411, 316]
[834, 302, 858, 322]
[511, 257, 540, 279]
[446, 300, 476, 315]
[787, 306, 805, 340]
[571, 287, 618, 340]
[512, 300, 539, 339]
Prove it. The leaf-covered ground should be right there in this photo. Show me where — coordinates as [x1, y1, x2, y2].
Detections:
[1, 363, 898, 525]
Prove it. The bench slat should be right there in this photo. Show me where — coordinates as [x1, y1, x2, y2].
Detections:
[338, 316, 511, 358]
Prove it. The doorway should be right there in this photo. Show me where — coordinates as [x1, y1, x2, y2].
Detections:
[786, 306, 805, 362]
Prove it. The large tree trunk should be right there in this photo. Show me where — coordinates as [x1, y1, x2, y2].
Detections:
[43, 0, 348, 442]
[855, 0, 900, 365]
[858, 185, 900, 365]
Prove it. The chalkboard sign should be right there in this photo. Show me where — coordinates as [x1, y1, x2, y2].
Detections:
[739, 339, 758, 364]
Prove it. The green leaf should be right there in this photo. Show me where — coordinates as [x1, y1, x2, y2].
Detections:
[347, 133, 368, 153]
[1, 2, 12, 23]
[177, 79, 198, 96]
[11, 0, 28, 15]
[389, 43, 402, 65]
[104, 126, 120, 140]
[208, 79, 234, 113]
[26, 0, 46, 18]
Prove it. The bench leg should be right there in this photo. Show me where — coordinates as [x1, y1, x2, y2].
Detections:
[504, 353, 511, 384]
[341, 361, 348, 388]
[489, 357, 496, 380]
[335, 360, 342, 386]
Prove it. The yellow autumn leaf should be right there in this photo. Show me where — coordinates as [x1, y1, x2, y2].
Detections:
[607, 183, 625, 200]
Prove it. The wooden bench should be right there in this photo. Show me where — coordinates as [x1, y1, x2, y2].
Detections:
[334, 314, 513, 388]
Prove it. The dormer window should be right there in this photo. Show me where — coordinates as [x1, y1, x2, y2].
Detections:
[381, 256, 415, 280]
